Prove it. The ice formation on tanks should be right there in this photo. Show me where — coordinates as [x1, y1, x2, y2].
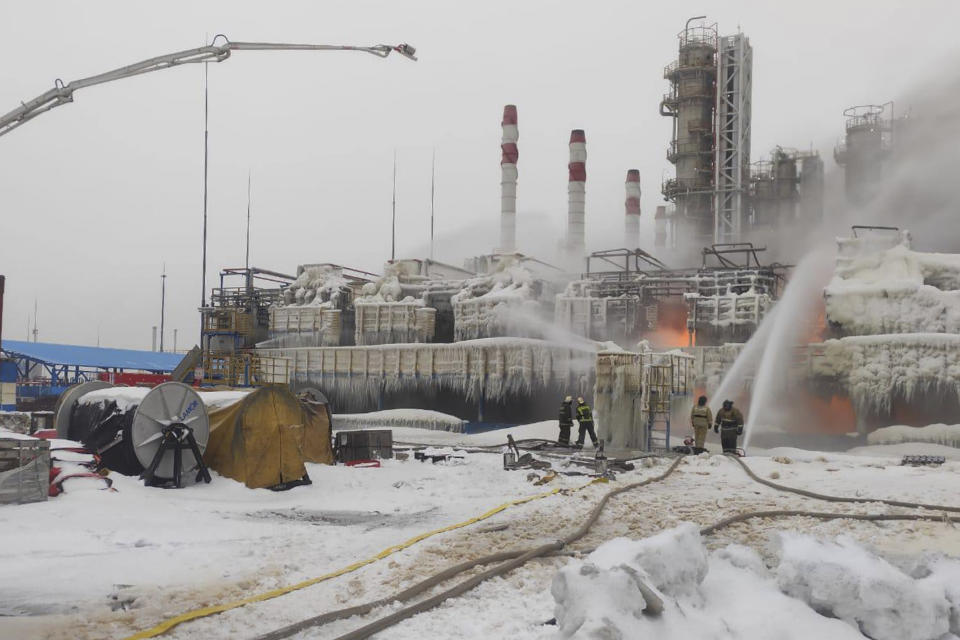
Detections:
[813, 230, 960, 425]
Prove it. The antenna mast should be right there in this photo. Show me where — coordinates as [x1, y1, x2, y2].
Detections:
[391, 150, 397, 262]
[201, 61, 210, 310]
[160, 263, 167, 352]
[430, 149, 436, 260]
[245, 170, 252, 271]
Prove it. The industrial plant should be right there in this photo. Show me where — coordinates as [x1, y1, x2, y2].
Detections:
[0, 16, 941, 454]
[2, 9, 960, 640]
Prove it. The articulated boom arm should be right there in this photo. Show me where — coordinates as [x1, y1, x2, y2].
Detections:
[0, 35, 416, 138]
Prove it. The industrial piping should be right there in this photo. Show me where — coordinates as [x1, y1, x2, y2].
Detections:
[567, 129, 587, 260]
[625, 169, 641, 248]
[499, 105, 519, 252]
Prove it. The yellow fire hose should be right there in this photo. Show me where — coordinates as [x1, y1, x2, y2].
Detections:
[123, 477, 608, 639]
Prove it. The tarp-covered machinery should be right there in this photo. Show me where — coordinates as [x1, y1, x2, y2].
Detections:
[54, 381, 333, 490]
[203, 386, 333, 490]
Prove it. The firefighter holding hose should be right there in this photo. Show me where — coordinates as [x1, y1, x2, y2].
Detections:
[714, 400, 744, 453]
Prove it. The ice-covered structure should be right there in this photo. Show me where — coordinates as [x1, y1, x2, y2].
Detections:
[825, 231, 960, 336]
[594, 348, 693, 450]
[452, 260, 550, 342]
[268, 264, 371, 348]
[354, 267, 435, 346]
[260, 337, 596, 423]
[812, 229, 960, 430]
[555, 245, 783, 348]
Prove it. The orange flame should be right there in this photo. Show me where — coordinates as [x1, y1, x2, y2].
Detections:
[647, 298, 691, 349]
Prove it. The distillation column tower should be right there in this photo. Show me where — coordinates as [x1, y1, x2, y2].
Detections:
[661, 18, 718, 245]
[834, 104, 893, 205]
[625, 169, 641, 248]
[499, 104, 519, 252]
[661, 18, 753, 246]
[799, 152, 824, 222]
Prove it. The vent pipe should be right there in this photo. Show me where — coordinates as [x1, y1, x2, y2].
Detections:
[655, 206, 668, 248]
[625, 169, 641, 248]
[567, 129, 586, 258]
[499, 105, 519, 252]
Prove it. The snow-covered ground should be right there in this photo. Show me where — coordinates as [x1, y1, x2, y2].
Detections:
[2, 422, 960, 640]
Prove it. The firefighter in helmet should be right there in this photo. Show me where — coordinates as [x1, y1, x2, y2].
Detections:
[690, 395, 712, 450]
[714, 399, 744, 453]
[558, 396, 574, 446]
[575, 396, 599, 448]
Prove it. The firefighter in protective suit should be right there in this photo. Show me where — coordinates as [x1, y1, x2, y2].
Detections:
[690, 395, 712, 449]
[714, 400, 744, 453]
[558, 396, 574, 446]
[575, 397, 599, 447]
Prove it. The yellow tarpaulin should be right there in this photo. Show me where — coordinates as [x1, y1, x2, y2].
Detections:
[202, 387, 333, 489]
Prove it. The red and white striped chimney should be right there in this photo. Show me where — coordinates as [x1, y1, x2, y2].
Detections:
[499, 105, 519, 253]
[567, 129, 586, 258]
[625, 169, 641, 248]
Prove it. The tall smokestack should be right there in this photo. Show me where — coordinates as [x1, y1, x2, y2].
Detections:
[499, 105, 519, 253]
[567, 129, 587, 258]
[625, 169, 641, 248]
[655, 205, 667, 248]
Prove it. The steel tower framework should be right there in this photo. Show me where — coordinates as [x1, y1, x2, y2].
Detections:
[713, 33, 752, 244]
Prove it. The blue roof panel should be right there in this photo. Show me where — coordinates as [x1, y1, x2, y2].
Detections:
[1, 340, 185, 373]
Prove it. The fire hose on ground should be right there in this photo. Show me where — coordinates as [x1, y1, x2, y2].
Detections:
[254, 457, 683, 640]
[253, 454, 960, 640]
[130, 452, 960, 640]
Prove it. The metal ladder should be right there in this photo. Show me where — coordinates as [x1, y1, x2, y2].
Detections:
[646, 393, 671, 452]
[644, 363, 673, 452]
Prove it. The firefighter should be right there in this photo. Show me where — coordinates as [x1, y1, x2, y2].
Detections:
[575, 396, 599, 448]
[690, 395, 712, 450]
[558, 396, 574, 446]
[714, 399, 744, 453]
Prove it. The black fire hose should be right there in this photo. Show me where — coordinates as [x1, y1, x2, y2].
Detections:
[701, 509, 960, 536]
[253, 457, 684, 640]
[729, 454, 960, 513]
[254, 454, 960, 640]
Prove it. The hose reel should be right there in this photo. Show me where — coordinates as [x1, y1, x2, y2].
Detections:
[54, 381, 211, 486]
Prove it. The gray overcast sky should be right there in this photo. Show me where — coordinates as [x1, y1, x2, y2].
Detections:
[1, 0, 958, 350]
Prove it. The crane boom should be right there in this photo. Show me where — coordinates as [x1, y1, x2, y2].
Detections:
[0, 35, 416, 138]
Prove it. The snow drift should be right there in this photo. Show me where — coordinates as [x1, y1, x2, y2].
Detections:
[551, 524, 960, 639]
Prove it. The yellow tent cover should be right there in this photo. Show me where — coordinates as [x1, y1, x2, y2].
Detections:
[202, 386, 333, 489]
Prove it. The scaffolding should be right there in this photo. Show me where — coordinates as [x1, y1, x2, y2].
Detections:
[200, 267, 295, 387]
[714, 33, 752, 244]
[201, 351, 290, 387]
